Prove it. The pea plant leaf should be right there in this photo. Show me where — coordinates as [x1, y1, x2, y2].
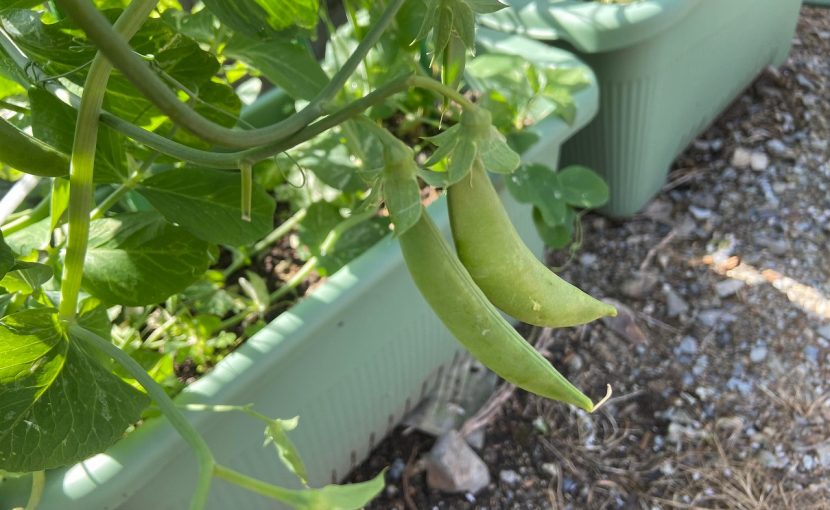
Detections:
[0, 261, 52, 295]
[317, 217, 390, 276]
[557, 165, 609, 209]
[137, 167, 276, 247]
[382, 177, 421, 236]
[532, 206, 575, 250]
[0, 232, 13, 280]
[224, 34, 328, 101]
[505, 163, 568, 226]
[0, 308, 149, 472]
[82, 212, 211, 306]
[29, 88, 128, 184]
[275, 470, 386, 510]
[201, 0, 318, 40]
[263, 416, 308, 486]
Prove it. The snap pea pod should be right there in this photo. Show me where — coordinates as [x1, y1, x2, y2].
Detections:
[448, 161, 616, 327]
[399, 208, 596, 411]
[0, 117, 69, 177]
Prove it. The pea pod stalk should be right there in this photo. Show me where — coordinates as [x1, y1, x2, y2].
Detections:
[448, 161, 617, 328]
[398, 208, 597, 411]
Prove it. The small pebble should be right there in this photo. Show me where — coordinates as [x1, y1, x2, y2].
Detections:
[579, 252, 598, 267]
[750, 342, 768, 363]
[731, 147, 752, 168]
[750, 151, 769, 171]
[817, 325, 830, 341]
[688, 205, 713, 220]
[676, 336, 698, 356]
[499, 469, 521, 486]
[715, 279, 745, 298]
[766, 138, 789, 156]
[803, 345, 819, 363]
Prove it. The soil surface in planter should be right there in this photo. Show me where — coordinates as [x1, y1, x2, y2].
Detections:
[347, 7, 830, 509]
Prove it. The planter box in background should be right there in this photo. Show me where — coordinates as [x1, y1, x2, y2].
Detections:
[481, 0, 802, 216]
[0, 35, 598, 510]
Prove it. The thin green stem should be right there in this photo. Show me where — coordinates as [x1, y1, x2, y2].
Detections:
[213, 465, 306, 507]
[410, 75, 476, 110]
[58, 0, 158, 320]
[0, 100, 29, 114]
[90, 171, 142, 219]
[0, 196, 49, 235]
[71, 325, 216, 510]
[55, 0, 406, 148]
[0, 29, 414, 169]
[23, 471, 44, 510]
[240, 162, 252, 222]
[252, 208, 307, 254]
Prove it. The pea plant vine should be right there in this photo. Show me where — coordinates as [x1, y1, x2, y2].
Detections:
[0, 0, 612, 508]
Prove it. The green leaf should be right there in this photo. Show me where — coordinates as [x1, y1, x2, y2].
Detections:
[533, 206, 574, 249]
[263, 416, 308, 486]
[250, 0, 319, 31]
[201, 0, 318, 39]
[557, 165, 609, 209]
[480, 128, 521, 174]
[432, 5, 453, 62]
[50, 177, 70, 231]
[83, 213, 210, 306]
[239, 270, 269, 312]
[138, 168, 276, 246]
[505, 163, 568, 225]
[0, 261, 52, 295]
[467, 0, 508, 13]
[297, 470, 386, 510]
[29, 88, 127, 184]
[447, 139, 476, 184]
[279, 127, 376, 193]
[3, 217, 50, 256]
[452, 0, 476, 50]
[298, 202, 342, 258]
[224, 35, 328, 102]
[316, 216, 389, 276]
[0, 117, 69, 177]
[0, 232, 12, 280]
[0, 309, 148, 472]
[382, 174, 421, 236]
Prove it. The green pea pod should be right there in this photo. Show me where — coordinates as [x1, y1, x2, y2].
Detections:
[0, 117, 69, 177]
[399, 208, 596, 411]
[448, 161, 617, 327]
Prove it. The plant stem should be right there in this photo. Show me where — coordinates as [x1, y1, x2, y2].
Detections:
[71, 325, 216, 510]
[0, 99, 29, 114]
[23, 471, 44, 510]
[55, 0, 406, 149]
[0, 29, 413, 169]
[58, 0, 158, 320]
[410, 75, 477, 110]
[213, 465, 307, 507]
[240, 162, 252, 222]
[1, 196, 49, 235]
[89, 171, 141, 220]
[252, 208, 307, 254]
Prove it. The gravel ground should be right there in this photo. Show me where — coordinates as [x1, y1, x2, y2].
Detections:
[348, 7, 830, 509]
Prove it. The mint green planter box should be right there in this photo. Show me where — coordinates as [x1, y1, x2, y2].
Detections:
[0, 36, 597, 510]
[481, 0, 802, 216]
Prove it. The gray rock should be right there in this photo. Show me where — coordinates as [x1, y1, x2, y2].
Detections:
[750, 151, 769, 171]
[579, 252, 598, 267]
[816, 444, 830, 469]
[676, 336, 698, 356]
[726, 377, 752, 396]
[715, 279, 745, 298]
[621, 271, 659, 299]
[664, 287, 689, 317]
[426, 431, 491, 494]
[750, 342, 768, 363]
[689, 205, 713, 220]
[541, 463, 558, 478]
[802, 455, 816, 471]
[766, 138, 789, 157]
[803, 345, 819, 364]
[499, 469, 521, 486]
[731, 147, 752, 169]
[817, 325, 830, 341]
